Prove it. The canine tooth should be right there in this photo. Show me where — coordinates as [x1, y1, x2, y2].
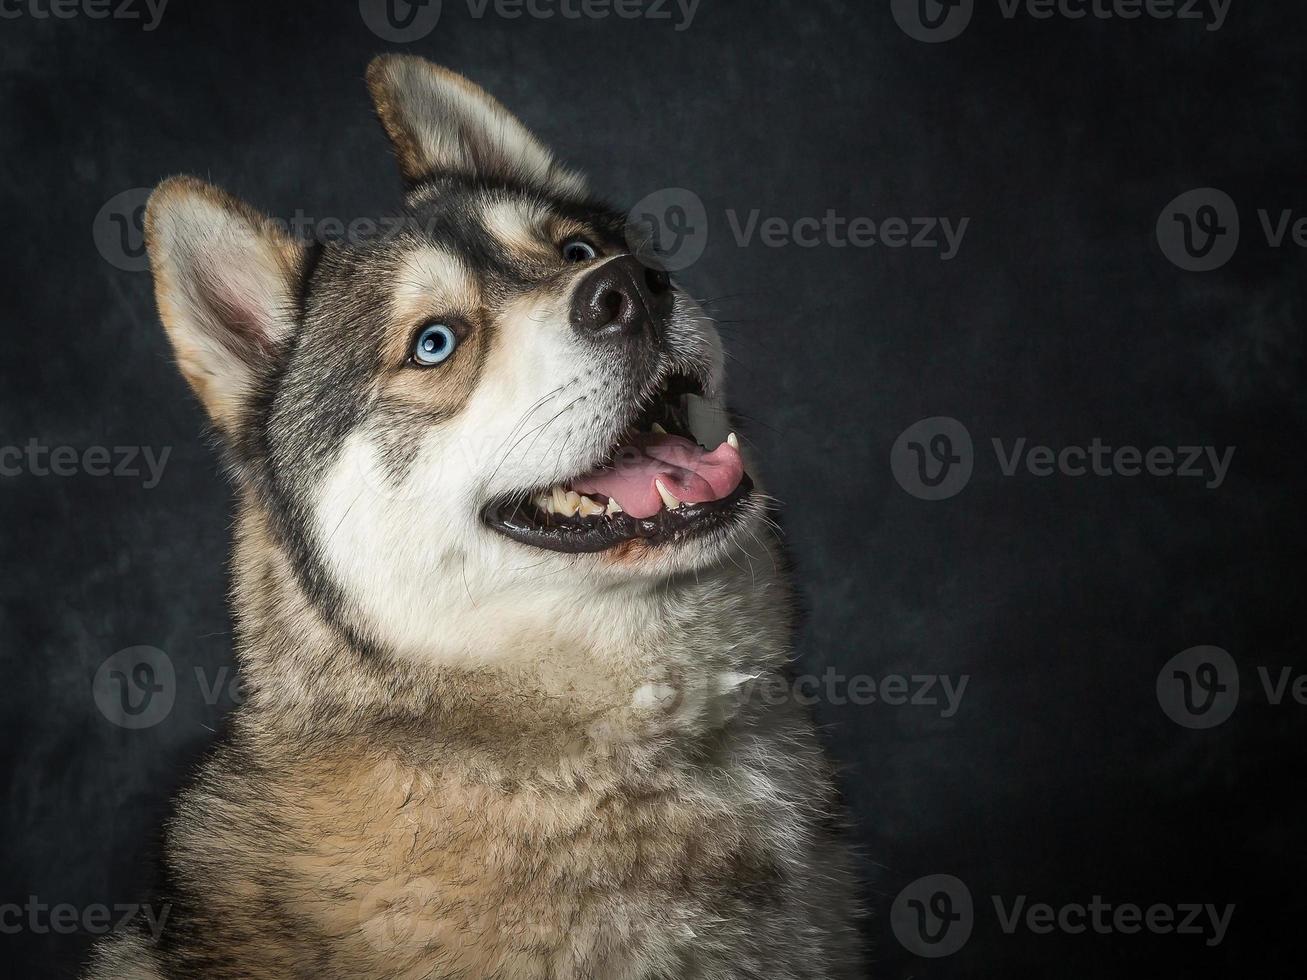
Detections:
[726, 432, 739, 450]
[605, 498, 623, 515]
[650, 422, 667, 435]
[577, 494, 604, 517]
[655, 479, 682, 511]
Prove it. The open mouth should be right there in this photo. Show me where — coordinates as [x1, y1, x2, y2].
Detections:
[483, 372, 754, 554]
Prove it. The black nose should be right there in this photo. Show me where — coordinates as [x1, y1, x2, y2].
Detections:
[570, 255, 672, 341]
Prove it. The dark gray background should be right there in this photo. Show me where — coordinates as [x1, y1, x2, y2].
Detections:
[2, 0, 1304, 975]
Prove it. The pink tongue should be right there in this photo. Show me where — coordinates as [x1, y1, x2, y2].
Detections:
[572, 433, 744, 519]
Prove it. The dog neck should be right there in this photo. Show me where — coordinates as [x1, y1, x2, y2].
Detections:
[225, 497, 792, 781]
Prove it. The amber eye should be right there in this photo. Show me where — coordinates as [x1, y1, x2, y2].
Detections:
[561, 239, 597, 263]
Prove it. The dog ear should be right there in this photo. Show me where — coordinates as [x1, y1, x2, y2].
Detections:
[366, 55, 585, 195]
[145, 176, 305, 437]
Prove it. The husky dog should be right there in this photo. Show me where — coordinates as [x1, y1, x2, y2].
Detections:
[86, 56, 863, 979]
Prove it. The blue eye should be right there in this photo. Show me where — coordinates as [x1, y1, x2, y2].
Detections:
[561, 239, 597, 262]
[412, 323, 457, 366]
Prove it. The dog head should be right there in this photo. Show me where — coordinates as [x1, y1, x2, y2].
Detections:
[145, 56, 765, 665]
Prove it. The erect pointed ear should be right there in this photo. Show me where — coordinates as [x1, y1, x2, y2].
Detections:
[366, 55, 585, 195]
[145, 176, 306, 437]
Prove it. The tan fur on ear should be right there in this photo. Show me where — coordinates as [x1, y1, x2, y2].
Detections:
[145, 176, 304, 435]
[365, 55, 585, 195]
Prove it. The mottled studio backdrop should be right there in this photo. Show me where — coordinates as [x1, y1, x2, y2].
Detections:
[1, 0, 1304, 975]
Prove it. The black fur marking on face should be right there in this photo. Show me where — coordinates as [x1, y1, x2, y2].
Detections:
[408, 173, 630, 258]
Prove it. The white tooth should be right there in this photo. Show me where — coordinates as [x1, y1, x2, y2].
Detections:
[552, 487, 580, 517]
[650, 422, 667, 435]
[726, 432, 739, 450]
[655, 479, 682, 511]
[534, 493, 552, 511]
[605, 498, 623, 515]
[577, 494, 604, 517]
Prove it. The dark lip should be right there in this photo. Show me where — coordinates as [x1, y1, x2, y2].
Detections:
[482, 473, 755, 554]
